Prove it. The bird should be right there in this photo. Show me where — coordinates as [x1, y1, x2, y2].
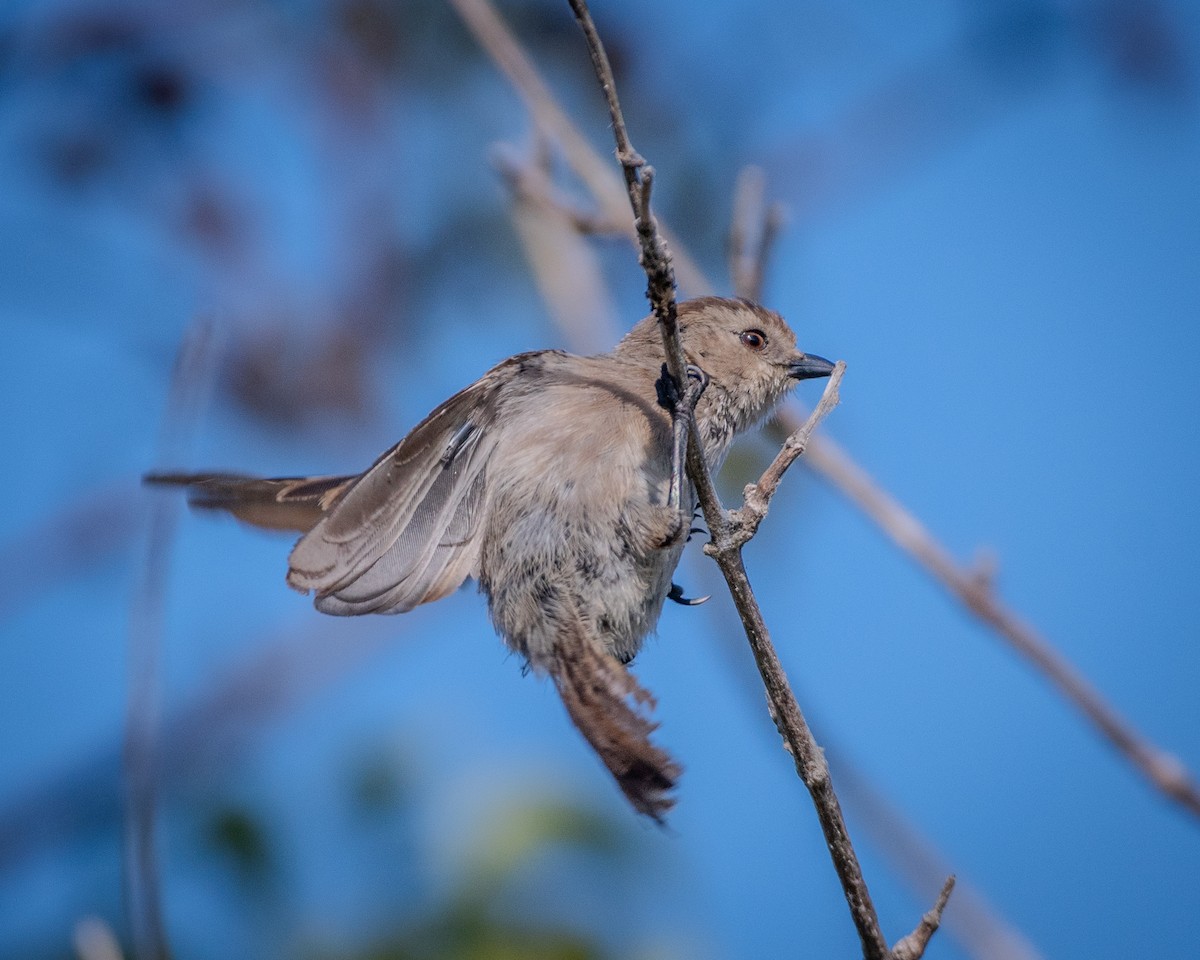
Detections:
[147, 296, 835, 821]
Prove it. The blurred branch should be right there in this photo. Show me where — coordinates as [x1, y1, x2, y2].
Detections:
[448, 0, 1200, 825]
[0, 487, 143, 623]
[494, 142, 625, 236]
[564, 2, 949, 957]
[493, 142, 622, 354]
[447, 0, 709, 297]
[125, 321, 218, 960]
[790, 423, 1200, 818]
[73, 917, 125, 960]
[728, 165, 785, 304]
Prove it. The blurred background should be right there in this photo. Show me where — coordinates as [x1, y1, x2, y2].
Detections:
[1, 0, 1198, 957]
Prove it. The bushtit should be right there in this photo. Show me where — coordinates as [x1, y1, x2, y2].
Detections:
[148, 296, 834, 820]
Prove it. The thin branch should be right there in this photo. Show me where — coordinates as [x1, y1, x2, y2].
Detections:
[724, 361, 846, 550]
[563, 3, 944, 957]
[567, 0, 684, 370]
[694, 531, 1042, 960]
[698, 373, 897, 960]
[449, 0, 1200, 825]
[124, 321, 218, 960]
[892, 876, 957, 960]
[564, 0, 723, 538]
[564, 0, 643, 179]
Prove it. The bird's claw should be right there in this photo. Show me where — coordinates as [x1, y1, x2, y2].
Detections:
[656, 363, 710, 410]
[684, 363, 709, 394]
[667, 582, 710, 606]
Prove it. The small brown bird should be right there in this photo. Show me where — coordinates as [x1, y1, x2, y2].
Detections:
[148, 296, 834, 820]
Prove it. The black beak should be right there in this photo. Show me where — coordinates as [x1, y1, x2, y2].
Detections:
[788, 353, 836, 380]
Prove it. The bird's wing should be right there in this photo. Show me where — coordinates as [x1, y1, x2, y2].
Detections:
[288, 352, 538, 615]
[144, 473, 355, 533]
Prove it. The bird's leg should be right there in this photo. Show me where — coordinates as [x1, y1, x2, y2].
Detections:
[658, 365, 710, 603]
[656, 362, 709, 515]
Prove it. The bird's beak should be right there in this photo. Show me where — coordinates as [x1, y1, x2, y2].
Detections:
[788, 353, 836, 380]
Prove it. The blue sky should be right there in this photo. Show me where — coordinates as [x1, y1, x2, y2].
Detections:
[1, 1, 1198, 958]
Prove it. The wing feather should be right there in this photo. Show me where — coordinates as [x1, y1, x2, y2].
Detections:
[288, 352, 538, 613]
[312, 453, 489, 614]
[144, 473, 354, 533]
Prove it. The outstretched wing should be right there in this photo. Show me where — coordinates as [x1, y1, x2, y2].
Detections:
[287, 352, 538, 616]
[144, 473, 355, 533]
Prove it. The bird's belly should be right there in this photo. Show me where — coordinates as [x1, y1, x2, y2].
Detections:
[477, 491, 683, 669]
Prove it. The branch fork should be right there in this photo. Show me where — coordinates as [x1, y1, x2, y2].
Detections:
[711, 361, 848, 554]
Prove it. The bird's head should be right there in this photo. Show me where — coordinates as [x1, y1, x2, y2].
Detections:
[619, 296, 835, 435]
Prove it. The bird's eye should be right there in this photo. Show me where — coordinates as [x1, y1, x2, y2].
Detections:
[740, 329, 768, 351]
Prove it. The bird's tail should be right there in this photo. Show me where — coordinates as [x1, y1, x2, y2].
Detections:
[548, 621, 681, 823]
[144, 472, 355, 534]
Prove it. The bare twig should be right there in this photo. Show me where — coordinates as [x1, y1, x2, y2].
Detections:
[565, 1, 681, 366]
[698, 378, 903, 960]
[563, 3, 949, 957]
[563, 0, 724, 537]
[892, 876, 957, 960]
[125, 321, 217, 960]
[725, 361, 846, 550]
[449, 0, 1200, 825]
